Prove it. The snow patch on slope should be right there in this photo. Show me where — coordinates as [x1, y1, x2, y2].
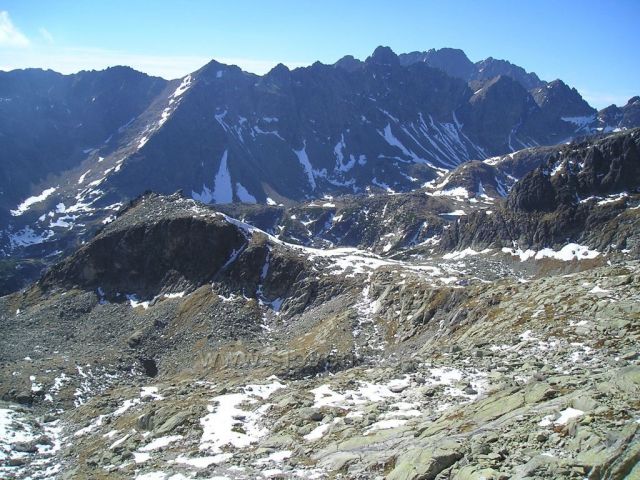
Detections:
[172, 75, 192, 99]
[235, 183, 257, 203]
[294, 144, 316, 190]
[213, 150, 233, 204]
[192, 150, 233, 204]
[503, 243, 600, 262]
[11, 187, 57, 216]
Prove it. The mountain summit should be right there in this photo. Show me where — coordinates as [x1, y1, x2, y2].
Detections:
[0, 46, 637, 292]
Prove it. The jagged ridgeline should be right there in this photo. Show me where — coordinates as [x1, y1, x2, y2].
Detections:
[0, 46, 639, 480]
[2, 47, 639, 262]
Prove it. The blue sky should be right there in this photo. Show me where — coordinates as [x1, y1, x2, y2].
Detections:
[1, 0, 638, 108]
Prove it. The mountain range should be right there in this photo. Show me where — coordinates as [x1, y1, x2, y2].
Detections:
[1, 46, 639, 293]
[1, 45, 640, 480]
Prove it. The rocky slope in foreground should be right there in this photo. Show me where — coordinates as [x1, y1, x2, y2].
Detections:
[0, 188, 639, 479]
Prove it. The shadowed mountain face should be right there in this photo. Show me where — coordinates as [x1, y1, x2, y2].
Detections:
[2, 47, 634, 213]
[0, 47, 638, 295]
[399, 48, 545, 89]
[0, 67, 168, 209]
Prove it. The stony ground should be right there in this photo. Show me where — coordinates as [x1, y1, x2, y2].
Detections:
[1, 248, 638, 479]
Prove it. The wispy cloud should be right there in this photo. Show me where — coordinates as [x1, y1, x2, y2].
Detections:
[0, 11, 30, 47]
[0, 45, 309, 78]
[39, 27, 54, 44]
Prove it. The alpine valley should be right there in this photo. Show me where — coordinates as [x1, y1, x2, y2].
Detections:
[0, 47, 639, 480]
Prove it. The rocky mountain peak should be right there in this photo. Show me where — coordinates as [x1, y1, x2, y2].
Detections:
[423, 47, 475, 80]
[333, 54, 364, 72]
[264, 62, 292, 84]
[470, 74, 521, 99]
[531, 79, 596, 118]
[365, 45, 400, 66]
[193, 58, 236, 81]
[474, 56, 544, 90]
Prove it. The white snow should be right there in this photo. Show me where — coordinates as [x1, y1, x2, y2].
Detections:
[0, 409, 63, 477]
[301, 247, 395, 277]
[303, 423, 331, 441]
[30, 375, 43, 392]
[372, 177, 396, 193]
[364, 419, 408, 434]
[9, 226, 54, 247]
[164, 292, 186, 299]
[133, 452, 152, 464]
[134, 472, 161, 479]
[109, 433, 130, 450]
[378, 108, 399, 122]
[431, 186, 469, 199]
[191, 184, 214, 204]
[535, 244, 600, 261]
[78, 170, 91, 184]
[139, 435, 183, 451]
[212, 150, 233, 204]
[11, 187, 57, 216]
[112, 398, 142, 417]
[310, 377, 410, 411]
[476, 181, 492, 200]
[502, 247, 537, 261]
[294, 144, 316, 190]
[193, 150, 233, 204]
[172, 75, 192, 98]
[333, 134, 357, 172]
[0, 408, 34, 449]
[503, 244, 599, 262]
[550, 160, 566, 177]
[235, 183, 257, 203]
[380, 123, 424, 164]
[540, 408, 584, 427]
[266, 197, 277, 206]
[253, 125, 285, 140]
[589, 285, 610, 294]
[257, 450, 292, 464]
[158, 108, 171, 127]
[174, 453, 233, 468]
[561, 115, 596, 128]
[199, 379, 285, 454]
[126, 294, 150, 309]
[597, 192, 628, 205]
[442, 248, 491, 260]
[520, 330, 537, 342]
[140, 386, 164, 400]
[439, 210, 466, 216]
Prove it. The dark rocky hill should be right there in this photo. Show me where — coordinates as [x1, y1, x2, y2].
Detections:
[442, 128, 640, 253]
